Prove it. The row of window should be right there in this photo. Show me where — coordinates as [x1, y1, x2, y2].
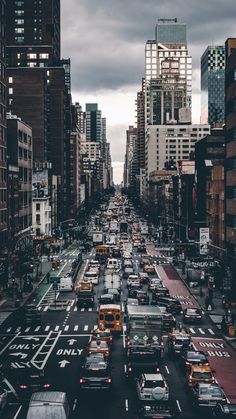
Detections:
[19, 147, 32, 160]
[19, 166, 32, 183]
[226, 187, 236, 199]
[18, 130, 32, 145]
[0, 209, 7, 224]
[0, 145, 6, 162]
[0, 167, 6, 182]
[0, 189, 7, 203]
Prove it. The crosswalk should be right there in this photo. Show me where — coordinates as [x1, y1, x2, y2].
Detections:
[38, 305, 93, 312]
[188, 327, 216, 336]
[3, 323, 94, 334]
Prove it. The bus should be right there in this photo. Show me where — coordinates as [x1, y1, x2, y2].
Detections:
[95, 245, 111, 263]
[98, 304, 122, 334]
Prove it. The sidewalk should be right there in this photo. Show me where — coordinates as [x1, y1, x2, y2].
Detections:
[174, 264, 236, 351]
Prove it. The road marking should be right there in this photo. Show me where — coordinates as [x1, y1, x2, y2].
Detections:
[64, 325, 69, 331]
[88, 308, 92, 312]
[84, 325, 88, 331]
[189, 328, 195, 334]
[66, 305, 71, 312]
[0, 333, 20, 356]
[73, 399, 77, 411]
[125, 399, 129, 411]
[16, 327, 21, 332]
[81, 308, 85, 312]
[6, 327, 12, 333]
[176, 400, 182, 412]
[45, 326, 50, 331]
[74, 306, 78, 311]
[13, 404, 22, 418]
[25, 327, 30, 332]
[208, 328, 215, 335]
[34, 326, 40, 332]
[74, 325, 79, 331]
[55, 326, 60, 331]
[165, 365, 170, 374]
[122, 326, 126, 349]
[124, 364, 127, 373]
[199, 328, 205, 335]
[37, 284, 53, 307]
[43, 306, 49, 312]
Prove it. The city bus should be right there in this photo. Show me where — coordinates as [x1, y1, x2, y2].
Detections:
[98, 304, 122, 334]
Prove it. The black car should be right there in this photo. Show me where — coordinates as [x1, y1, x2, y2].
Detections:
[212, 402, 236, 417]
[99, 294, 115, 305]
[137, 244, 146, 253]
[153, 297, 182, 314]
[106, 288, 120, 302]
[80, 354, 112, 390]
[123, 267, 134, 279]
[152, 287, 170, 299]
[191, 383, 227, 410]
[136, 290, 150, 305]
[126, 345, 161, 377]
[112, 247, 121, 258]
[76, 290, 94, 308]
[137, 402, 178, 418]
[140, 257, 150, 268]
[14, 367, 51, 400]
[180, 350, 209, 371]
[159, 307, 176, 330]
[183, 308, 203, 323]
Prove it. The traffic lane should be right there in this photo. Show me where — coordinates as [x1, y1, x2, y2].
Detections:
[2, 404, 27, 419]
[155, 265, 201, 309]
[192, 337, 236, 402]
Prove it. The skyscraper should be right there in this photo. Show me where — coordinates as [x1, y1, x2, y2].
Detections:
[85, 104, 102, 143]
[201, 45, 225, 126]
[6, 0, 60, 67]
[0, 0, 8, 284]
[145, 18, 192, 125]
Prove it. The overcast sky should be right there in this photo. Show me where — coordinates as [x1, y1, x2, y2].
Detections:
[61, 0, 236, 184]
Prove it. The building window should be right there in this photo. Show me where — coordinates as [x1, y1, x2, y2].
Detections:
[36, 203, 40, 211]
[27, 53, 37, 59]
[8, 77, 13, 84]
[15, 28, 24, 34]
[39, 53, 49, 59]
[9, 87, 13, 94]
[36, 214, 40, 224]
[15, 19, 24, 25]
[15, 36, 24, 43]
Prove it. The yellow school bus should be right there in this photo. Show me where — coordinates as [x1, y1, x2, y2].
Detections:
[95, 245, 111, 262]
[98, 304, 122, 334]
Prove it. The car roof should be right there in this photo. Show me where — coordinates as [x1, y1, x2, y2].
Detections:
[191, 364, 212, 372]
[143, 373, 163, 380]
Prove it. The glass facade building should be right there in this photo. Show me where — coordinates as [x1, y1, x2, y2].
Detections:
[201, 45, 225, 126]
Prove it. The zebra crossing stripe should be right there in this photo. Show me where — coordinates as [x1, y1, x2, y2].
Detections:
[189, 328, 195, 334]
[208, 328, 215, 335]
[16, 327, 21, 332]
[199, 328, 205, 335]
[74, 325, 79, 331]
[88, 308, 92, 312]
[43, 306, 49, 312]
[64, 325, 69, 331]
[55, 326, 60, 331]
[35, 326, 40, 332]
[66, 305, 70, 312]
[74, 306, 78, 311]
[45, 326, 50, 331]
[25, 327, 30, 332]
[84, 325, 88, 331]
[81, 308, 85, 312]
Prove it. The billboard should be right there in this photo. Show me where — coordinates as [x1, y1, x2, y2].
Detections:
[33, 169, 49, 197]
[199, 228, 209, 255]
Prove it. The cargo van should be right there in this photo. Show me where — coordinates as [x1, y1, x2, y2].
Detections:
[106, 258, 120, 271]
[26, 391, 69, 419]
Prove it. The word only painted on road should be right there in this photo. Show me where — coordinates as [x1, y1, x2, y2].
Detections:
[171, 295, 193, 305]
[9, 343, 40, 350]
[199, 341, 231, 358]
[56, 348, 83, 356]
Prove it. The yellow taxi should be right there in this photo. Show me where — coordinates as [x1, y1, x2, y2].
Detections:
[143, 264, 155, 274]
[75, 280, 94, 293]
[92, 324, 113, 346]
[186, 364, 215, 388]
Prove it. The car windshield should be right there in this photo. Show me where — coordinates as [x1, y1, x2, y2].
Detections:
[192, 372, 212, 379]
[199, 387, 223, 397]
[175, 338, 190, 345]
[83, 368, 108, 378]
[186, 309, 199, 315]
[187, 352, 205, 360]
[145, 380, 164, 388]
[104, 314, 115, 321]
[90, 341, 107, 349]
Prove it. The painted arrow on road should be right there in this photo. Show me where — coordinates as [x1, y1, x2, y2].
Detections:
[10, 352, 28, 359]
[58, 360, 70, 368]
[22, 337, 40, 342]
[67, 339, 77, 346]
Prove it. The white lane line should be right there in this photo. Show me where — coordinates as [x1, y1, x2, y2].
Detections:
[64, 325, 69, 331]
[37, 284, 53, 307]
[199, 328, 205, 335]
[189, 328, 195, 334]
[13, 404, 22, 419]
[124, 364, 127, 373]
[55, 325, 60, 331]
[45, 326, 50, 332]
[176, 400, 182, 412]
[66, 305, 71, 312]
[74, 325, 79, 331]
[165, 365, 170, 374]
[208, 328, 215, 335]
[125, 399, 129, 411]
[73, 399, 77, 411]
[122, 326, 126, 349]
[84, 325, 88, 331]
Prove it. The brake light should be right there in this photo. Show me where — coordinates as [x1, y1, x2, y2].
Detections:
[185, 315, 190, 318]
[185, 361, 191, 365]
[105, 351, 109, 356]
[80, 378, 86, 384]
[128, 367, 132, 372]
[105, 378, 112, 383]
[156, 368, 160, 372]
[19, 384, 28, 389]
[43, 384, 51, 388]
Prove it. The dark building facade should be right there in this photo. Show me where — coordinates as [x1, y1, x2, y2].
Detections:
[0, 0, 8, 286]
[225, 38, 236, 278]
[6, 0, 60, 67]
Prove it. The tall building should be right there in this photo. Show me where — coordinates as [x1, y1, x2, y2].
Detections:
[85, 103, 102, 143]
[145, 19, 192, 125]
[6, 0, 60, 67]
[124, 126, 138, 190]
[201, 45, 225, 126]
[225, 38, 236, 279]
[0, 0, 8, 285]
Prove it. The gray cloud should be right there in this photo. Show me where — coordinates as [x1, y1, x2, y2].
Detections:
[61, 0, 236, 93]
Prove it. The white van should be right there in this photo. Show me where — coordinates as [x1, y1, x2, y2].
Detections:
[59, 276, 73, 292]
[84, 270, 99, 285]
[106, 258, 120, 271]
[26, 391, 69, 419]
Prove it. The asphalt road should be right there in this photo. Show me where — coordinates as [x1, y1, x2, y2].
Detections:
[0, 239, 236, 418]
